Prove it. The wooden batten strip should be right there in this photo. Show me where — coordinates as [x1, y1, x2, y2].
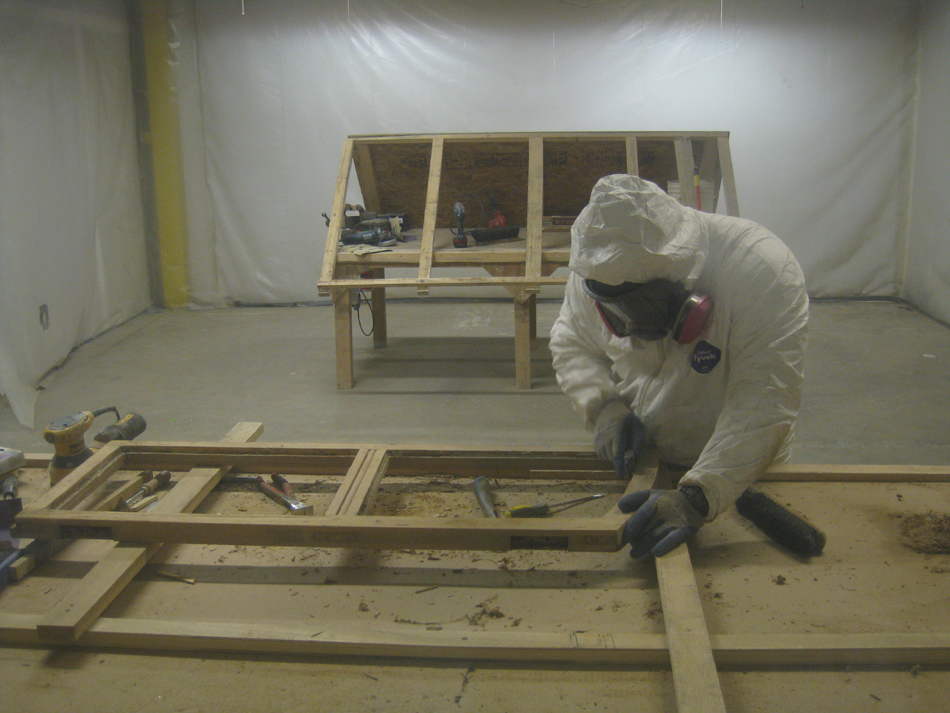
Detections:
[717, 135, 740, 217]
[15, 510, 624, 553]
[673, 138, 698, 210]
[348, 131, 731, 142]
[760, 464, 950, 481]
[341, 449, 390, 516]
[319, 138, 354, 289]
[3, 613, 946, 667]
[116, 442, 950, 483]
[335, 250, 572, 266]
[625, 135, 639, 176]
[524, 136, 544, 287]
[327, 275, 567, 289]
[325, 449, 371, 516]
[416, 137, 444, 293]
[353, 141, 381, 212]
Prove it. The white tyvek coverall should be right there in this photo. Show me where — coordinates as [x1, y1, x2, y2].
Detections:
[550, 175, 808, 520]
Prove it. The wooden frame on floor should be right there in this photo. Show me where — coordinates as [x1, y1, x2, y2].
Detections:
[4, 427, 950, 713]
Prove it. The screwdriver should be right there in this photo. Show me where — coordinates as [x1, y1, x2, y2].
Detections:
[503, 494, 605, 518]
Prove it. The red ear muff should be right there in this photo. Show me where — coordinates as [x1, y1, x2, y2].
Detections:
[672, 294, 712, 345]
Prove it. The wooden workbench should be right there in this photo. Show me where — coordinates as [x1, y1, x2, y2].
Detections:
[317, 132, 740, 389]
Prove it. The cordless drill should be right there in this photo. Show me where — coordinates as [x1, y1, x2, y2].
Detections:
[452, 201, 468, 248]
[44, 407, 146, 484]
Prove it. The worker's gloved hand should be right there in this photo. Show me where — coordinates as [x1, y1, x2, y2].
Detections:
[618, 485, 709, 558]
[593, 401, 645, 479]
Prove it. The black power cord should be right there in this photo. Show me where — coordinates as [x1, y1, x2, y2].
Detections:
[352, 288, 375, 336]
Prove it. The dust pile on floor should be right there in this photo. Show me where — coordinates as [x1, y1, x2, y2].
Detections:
[898, 511, 950, 554]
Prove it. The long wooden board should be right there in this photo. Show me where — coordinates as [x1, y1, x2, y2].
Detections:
[2, 614, 948, 667]
[651, 468, 726, 713]
[15, 510, 625, 552]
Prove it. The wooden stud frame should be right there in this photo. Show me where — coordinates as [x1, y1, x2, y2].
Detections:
[317, 132, 739, 390]
[5, 428, 950, 713]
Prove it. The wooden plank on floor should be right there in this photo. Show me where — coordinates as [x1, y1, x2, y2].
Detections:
[16, 510, 624, 553]
[35, 422, 263, 644]
[4, 612, 948, 667]
[652, 466, 726, 713]
[760, 464, 950, 481]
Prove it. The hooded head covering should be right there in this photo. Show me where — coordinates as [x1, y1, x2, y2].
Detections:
[569, 175, 707, 289]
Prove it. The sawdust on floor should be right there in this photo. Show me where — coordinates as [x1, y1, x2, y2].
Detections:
[896, 511, 950, 554]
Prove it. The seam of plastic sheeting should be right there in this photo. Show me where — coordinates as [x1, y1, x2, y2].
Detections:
[0, 0, 127, 34]
[902, 0, 950, 324]
[896, 3, 925, 300]
[169, 0, 228, 308]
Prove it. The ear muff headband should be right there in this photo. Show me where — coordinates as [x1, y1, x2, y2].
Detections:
[672, 294, 713, 344]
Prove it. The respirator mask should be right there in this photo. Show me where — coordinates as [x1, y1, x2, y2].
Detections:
[583, 278, 712, 344]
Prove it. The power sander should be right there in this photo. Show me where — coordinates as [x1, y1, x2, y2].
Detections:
[0, 447, 26, 544]
[44, 407, 146, 484]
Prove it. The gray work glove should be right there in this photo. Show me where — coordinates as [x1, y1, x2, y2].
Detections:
[593, 401, 646, 479]
[618, 485, 709, 558]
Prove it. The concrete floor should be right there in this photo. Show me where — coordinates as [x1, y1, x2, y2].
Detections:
[1, 298, 949, 466]
[2, 299, 950, 713]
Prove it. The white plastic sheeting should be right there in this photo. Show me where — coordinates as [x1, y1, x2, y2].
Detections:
[0, 0, 150, 426]
[172, 0, 924, 307]
[904, 0, 950, 321]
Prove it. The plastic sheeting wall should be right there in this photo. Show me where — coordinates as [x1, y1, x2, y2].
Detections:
[0, 0, 150, 426]
[904, 0, 950, 320]
[173, 0, 923, 307]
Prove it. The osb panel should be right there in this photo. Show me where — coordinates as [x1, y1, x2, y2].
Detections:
[352, 135, 704, 232]
[543, 139, 629, 218]
[636, 139, 680, 192]
[355, 141, 431, 230]
[438, 140, 531, 229]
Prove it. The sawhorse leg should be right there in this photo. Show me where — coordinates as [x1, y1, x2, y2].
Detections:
[369, 269, 387, 349]
[514, 294, 537, 389]
[332, 288, 353, 389]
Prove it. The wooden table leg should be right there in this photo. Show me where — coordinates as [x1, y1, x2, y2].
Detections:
[514, 296, 533, 389]
[370, 268, 387, 349]
[332, 288, 354, 389]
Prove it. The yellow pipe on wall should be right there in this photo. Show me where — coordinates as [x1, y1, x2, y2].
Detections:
[141, 0, 188, 307]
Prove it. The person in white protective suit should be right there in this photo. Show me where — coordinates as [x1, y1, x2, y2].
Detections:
[550, 174, 808, 558]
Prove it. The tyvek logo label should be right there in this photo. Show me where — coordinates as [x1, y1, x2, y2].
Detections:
[691, 340, 721, 374]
